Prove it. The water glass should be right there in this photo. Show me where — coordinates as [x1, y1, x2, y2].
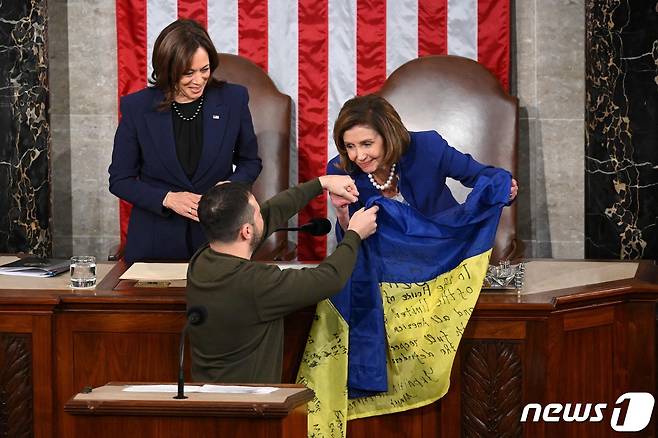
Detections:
[70, 256, 97, 288]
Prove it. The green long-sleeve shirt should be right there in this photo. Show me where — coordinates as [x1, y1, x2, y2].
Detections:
[186, 178, 362, 383]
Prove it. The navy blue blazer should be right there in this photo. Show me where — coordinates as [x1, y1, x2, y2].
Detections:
[109, 83, 262, 262]
[327, 130, 510, 236]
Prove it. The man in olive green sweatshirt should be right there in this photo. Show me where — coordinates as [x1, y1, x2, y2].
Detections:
[187, 175, 378, 383]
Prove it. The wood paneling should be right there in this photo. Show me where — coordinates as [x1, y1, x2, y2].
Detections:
[67, 411, 307, 438]
[0, 260, 656, 437]
[562, 305, 614, 331]
[55, 312, 187, 437]
[465, 319, 527, 339]
[0, 312, 53, 438]
[461, 341, 523, 437]
[346, 405, 424, 438]
[0, 333, 33, 438]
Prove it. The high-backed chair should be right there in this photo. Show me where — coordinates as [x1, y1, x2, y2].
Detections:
[378, 55, 522, 262]
[213, 53, 294, 261]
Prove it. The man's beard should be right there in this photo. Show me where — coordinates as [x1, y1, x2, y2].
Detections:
[249, 225, 264, 253]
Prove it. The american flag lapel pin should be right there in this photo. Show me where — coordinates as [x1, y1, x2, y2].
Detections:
[212, 114, 220, 119]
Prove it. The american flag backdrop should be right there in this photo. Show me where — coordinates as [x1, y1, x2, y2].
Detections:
[115, 0, 511, 260]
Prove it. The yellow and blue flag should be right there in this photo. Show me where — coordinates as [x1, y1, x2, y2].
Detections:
[297, 171, 512, 437]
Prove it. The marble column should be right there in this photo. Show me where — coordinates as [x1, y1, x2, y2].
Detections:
[512, 0, 585, 258]
[0, 0, 51, 256]
[585, 0, 658, 259]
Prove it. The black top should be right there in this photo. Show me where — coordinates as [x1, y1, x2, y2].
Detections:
[172, 96, 204, 178]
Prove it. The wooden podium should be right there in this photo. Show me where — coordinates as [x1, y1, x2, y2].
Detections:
[64, 382, 313, 437]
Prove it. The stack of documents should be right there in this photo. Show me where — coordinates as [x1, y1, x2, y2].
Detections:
[0, 257, 70, 278]
[119, 263, 188, 287]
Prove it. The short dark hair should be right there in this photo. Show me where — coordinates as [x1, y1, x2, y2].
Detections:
[150, 19, 220, 109]
[333, 94, 410, 173]
[198, 183, 256, 243]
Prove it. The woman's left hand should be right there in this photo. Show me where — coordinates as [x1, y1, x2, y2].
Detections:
[509, 178, 518, 201]
[164, 191, 202, 221]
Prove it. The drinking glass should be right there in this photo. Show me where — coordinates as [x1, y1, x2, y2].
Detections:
[70, 256, 96, 288]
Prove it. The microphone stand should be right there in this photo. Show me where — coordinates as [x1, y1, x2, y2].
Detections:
[174, 322, 190, 400]
[173, 306, 206, 400]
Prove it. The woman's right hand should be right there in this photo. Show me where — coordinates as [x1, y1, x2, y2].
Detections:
[329, 192, 353, 209]
[163, 191, 202, 221]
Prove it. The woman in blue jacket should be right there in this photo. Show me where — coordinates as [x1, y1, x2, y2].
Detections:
[109, 20, 262, 262]
[327, 94, 517, 231]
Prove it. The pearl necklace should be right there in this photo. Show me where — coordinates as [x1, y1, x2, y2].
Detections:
[172, 94, 204, 121]
[368, 163, 397, 191]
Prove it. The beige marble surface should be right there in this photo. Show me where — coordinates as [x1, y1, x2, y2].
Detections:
[0, 256, 113, 290]
[520, 260, 638, 295]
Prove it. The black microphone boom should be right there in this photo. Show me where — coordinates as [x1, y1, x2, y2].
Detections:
[174, 306, 208, 400]
[276, 218, 332, 236]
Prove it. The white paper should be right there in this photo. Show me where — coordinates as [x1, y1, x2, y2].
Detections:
[0, 270, 54, 278]
[119, 263, 188, 281]
[121, 384, 278, 394]
[123, 385, 201, 393]
[199, 385, 278, 394]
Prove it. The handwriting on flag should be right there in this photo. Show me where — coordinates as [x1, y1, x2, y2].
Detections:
[298, 250, 491, 437]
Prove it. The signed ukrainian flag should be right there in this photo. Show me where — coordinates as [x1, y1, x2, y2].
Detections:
[297, 172, 512, 437]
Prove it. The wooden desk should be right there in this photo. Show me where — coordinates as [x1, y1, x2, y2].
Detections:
[0, 258, 656, 437]
[64, 382, 313, 437]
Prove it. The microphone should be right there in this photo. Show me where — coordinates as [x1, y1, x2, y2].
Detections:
[174, 305, 208, 400]
[276, 218, 332, 236]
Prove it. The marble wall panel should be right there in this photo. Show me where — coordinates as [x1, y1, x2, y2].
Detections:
[513, 0, 585, 258]
[511, 0, 537, 116]
[542, 119, 585, 258]
[585, 0, 658, 259]
[49, 0, 119, 259]
[536, 0, 586, 121]
[0, 0, 51, 256]
[49, 0, 72, 257]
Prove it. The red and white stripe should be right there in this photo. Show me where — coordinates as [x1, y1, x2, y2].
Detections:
[116, 0, 510, 259]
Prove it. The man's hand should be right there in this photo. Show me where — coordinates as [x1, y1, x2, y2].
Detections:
[347, 206, 378, 239]
[319, 175, 359, 203]
[163, 191, 202, 221]
[509, 178, 518, 201]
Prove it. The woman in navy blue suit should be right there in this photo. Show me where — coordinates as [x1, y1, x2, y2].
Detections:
[109, 20, 262, 262]
[327, 95, 518, 232]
